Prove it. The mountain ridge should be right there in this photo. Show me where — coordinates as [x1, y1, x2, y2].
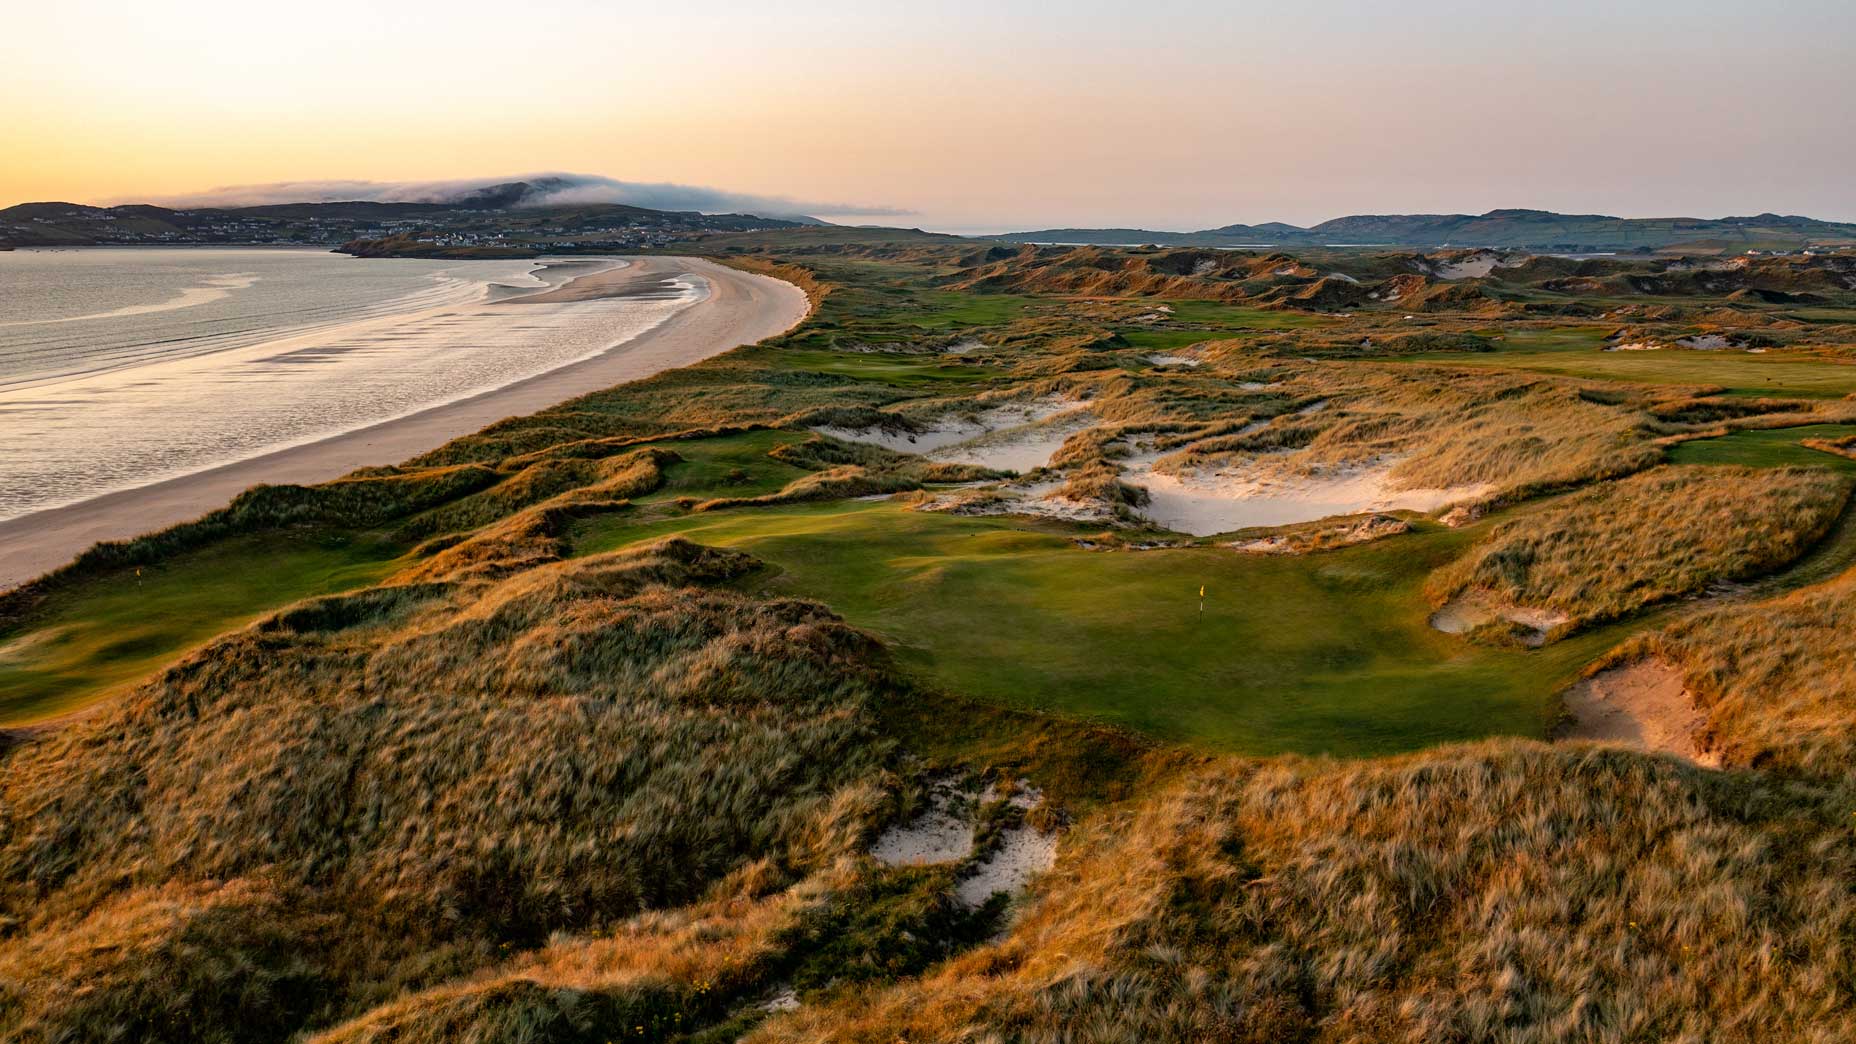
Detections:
[992, 208, 1856, 251]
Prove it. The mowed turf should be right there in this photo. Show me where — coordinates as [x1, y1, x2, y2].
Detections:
[1401, 327, 1856, 397]
[1667, 423, 1856, 470]
[573, 499, 1630, 757]
[0, 531, 402, 725]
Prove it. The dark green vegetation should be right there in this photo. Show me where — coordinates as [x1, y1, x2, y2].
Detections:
[6, 237, 1856, 1041]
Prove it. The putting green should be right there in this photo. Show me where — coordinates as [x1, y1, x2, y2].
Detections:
[575, 499, 1634, 757]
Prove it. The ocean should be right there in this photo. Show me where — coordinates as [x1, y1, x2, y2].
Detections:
[0, 248, 698, 522]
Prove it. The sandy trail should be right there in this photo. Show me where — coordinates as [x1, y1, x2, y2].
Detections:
[0, 256, 809, 589]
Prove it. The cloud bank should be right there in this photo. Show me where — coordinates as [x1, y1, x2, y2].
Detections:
[138, 173, 912, 221]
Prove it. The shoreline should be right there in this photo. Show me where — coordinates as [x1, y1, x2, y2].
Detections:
[0, 255, 809, 589]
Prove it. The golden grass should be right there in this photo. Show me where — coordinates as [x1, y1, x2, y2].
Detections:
[756, 743, 1856, 1043]
[1428, 466, 1851, 628]
[0, 539, 896, 1040]
[1620, 561, 1856, 775]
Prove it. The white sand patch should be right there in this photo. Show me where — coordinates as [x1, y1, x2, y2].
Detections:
[1146, 354, 1201, 368]
[956, 829, 1059, 909]
[1192, 259, 1218, 276]
[869, 779, 1059, 911]
[1429, 251, 1512, 280]
[1239, 381, 1282, 391]
[816, 398, 1078, 461]
[870, 785, 975, 866]
[1604, 341, 1668, 352]
[925, 409, 1094, 473]
[1428, 591, 1569, 646]
[1557, 658, 1717, 765]
[1125, 457, 1489, 536]
[1121, 450, 1491, 536]
[1677, 334, 1736, 350]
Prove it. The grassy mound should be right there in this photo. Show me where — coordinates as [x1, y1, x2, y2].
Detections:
[1428, 465, 1851, 630]
[760, 744, 1856, 1043]
[0, 539, 898, 1040]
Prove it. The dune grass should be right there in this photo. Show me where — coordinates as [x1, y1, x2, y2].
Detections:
[0, 530, 403, 725]
[1427, 465, 1852, 630]
[758, 743, 1856, 1044]
[574, 499, 1632, 757]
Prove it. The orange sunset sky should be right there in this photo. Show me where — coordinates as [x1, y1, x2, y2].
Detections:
[4, 0, 1853, 231]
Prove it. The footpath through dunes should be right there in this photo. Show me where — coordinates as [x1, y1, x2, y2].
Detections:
[0, 256, 810, 591]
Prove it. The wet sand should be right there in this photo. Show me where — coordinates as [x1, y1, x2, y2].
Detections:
[0, 256, 809, 589]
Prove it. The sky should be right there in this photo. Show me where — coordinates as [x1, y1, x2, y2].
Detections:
[3, 0, 1854, 232]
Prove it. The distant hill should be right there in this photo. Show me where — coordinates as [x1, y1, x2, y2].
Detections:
[0, 182, 815, 249]
[992, 209, 1856, 253]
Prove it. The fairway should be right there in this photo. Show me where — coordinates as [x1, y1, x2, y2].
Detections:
[0, 531, 403, 724]
[1668, 423, 1856, 470]
[574, 499, 1636, 756]
[1401, 328, 1856, 398]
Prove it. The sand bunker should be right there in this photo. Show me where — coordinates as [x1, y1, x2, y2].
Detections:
[869, 785, 975, 867]
[869, 779, 1058, 910]
[1677, 334, 1739, 350]
[1557, 658, 1717, 765]
[817, 398, 1085, 473]
[1428, 591, 1569, 646]
[1122, 450, 1491, 537]
[1146, 354, 1201, 368]
[1428, 251, 1514, 280]
[956, 829, 1059, 909]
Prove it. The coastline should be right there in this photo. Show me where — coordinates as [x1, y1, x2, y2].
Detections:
[0, 255, 809, 589]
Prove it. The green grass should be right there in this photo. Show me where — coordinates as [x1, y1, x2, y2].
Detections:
[905, 292, 1034, 329]
[1667, 424, 1856, 470]
[1157, 300, 1331, 329]
[1401, 326, 1856, 397]
[636, 430, 817, 503]
[761, 347, 998, 388]
[572, 500, 1634, 757]
[0, 530, 404, 725]
[1117, 329, 1236, 351]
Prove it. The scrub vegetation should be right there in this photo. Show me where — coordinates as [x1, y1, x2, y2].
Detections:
[1426, 465, 1851, 632]
[5, 237, 1856, 1040]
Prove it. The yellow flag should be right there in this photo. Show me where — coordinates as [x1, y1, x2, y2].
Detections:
[1199, 584, 1206, 598]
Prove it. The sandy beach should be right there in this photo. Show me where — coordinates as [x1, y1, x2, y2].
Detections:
[0, 256, 808, 589]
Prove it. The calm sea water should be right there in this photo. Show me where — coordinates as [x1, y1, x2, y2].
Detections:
[0, 248, 698, 521]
